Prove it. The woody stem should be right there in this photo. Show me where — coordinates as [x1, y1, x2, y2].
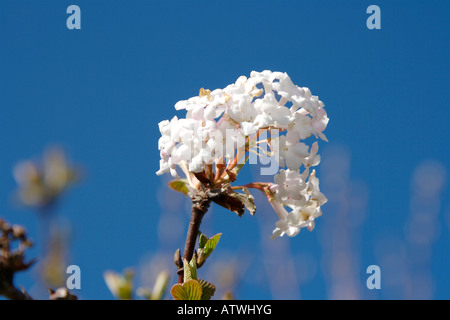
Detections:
[177, 194, 211, 284]
[0, 285, 30, 300]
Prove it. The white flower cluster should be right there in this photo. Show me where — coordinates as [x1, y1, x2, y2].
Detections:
[269, 168, 327, 239]
[157, 70, 329, 238]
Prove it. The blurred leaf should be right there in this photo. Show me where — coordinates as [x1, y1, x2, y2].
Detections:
[137, 270, 170, 300]
[170, 280, 203, 300]
[150, 271, 170, 300]
[13, 147, 81, 209]
[104, 269, 134, 300]
[222, 291, 234, 300]
[168, 179, 189, 196]
[136, 288, 152, 300]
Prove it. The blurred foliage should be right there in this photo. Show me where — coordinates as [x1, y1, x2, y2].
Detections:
[104, 268, 171, 300]
[104, 269, 134, 300]
[13, 147, 80, 209]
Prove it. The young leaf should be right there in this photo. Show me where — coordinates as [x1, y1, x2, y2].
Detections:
[203, 233, 221, 259]
[170, 280, 203, 300]
[168, 179, 190, 196]
[197, 233, 222, 268]
[198, 231, 208, 249]
[198, 279, 216, 300]
[196, 248, 206, 268]
[183, 257, 198, 281]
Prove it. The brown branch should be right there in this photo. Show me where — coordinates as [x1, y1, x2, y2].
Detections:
[0, 218, 34, 300]
[0, 285, 31, 300]
[177, 193, 211, 284]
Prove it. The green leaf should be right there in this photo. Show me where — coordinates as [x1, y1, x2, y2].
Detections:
[170, 280, 203, 300]
[197, 233, 221, 268]
[198, 232, 208, 249]
[183, 257, 198, 281]
[198, 279, 216, 300]
[203, 233, 222, 259]
[168, 179, 190, 196]
[104, 269, 134, 300]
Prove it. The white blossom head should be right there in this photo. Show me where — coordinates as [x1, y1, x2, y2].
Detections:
[156, 70, 329, 238]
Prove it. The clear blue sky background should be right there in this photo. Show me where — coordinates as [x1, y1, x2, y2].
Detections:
[1, 0, 449, 299]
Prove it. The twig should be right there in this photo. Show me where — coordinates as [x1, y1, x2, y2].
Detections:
[177, 193, 211, 284]
[0, 285, 31, 300]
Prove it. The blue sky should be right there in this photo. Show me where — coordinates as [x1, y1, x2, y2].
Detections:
[1, 0, 449, 299]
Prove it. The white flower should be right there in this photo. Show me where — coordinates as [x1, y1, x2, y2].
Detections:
[271, 210, 305, 239]
[157, 70, 328, 177]
[270, 169, 307, 204]
[303, 142, 321, 168]
[253, 92, 292, 129]
[240, 121, 258, 136]
[288, 112, 314, 141]
[270, 199, 322, 239]
[269, 167, 327, 239]
[274, 134, 309, 170]
[311, 107, 329, 141]
[307, 169, 328, 206]
[156, 150, 178, 177]
[156, 70, 329, 239]
[271, 73, 307, 111]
